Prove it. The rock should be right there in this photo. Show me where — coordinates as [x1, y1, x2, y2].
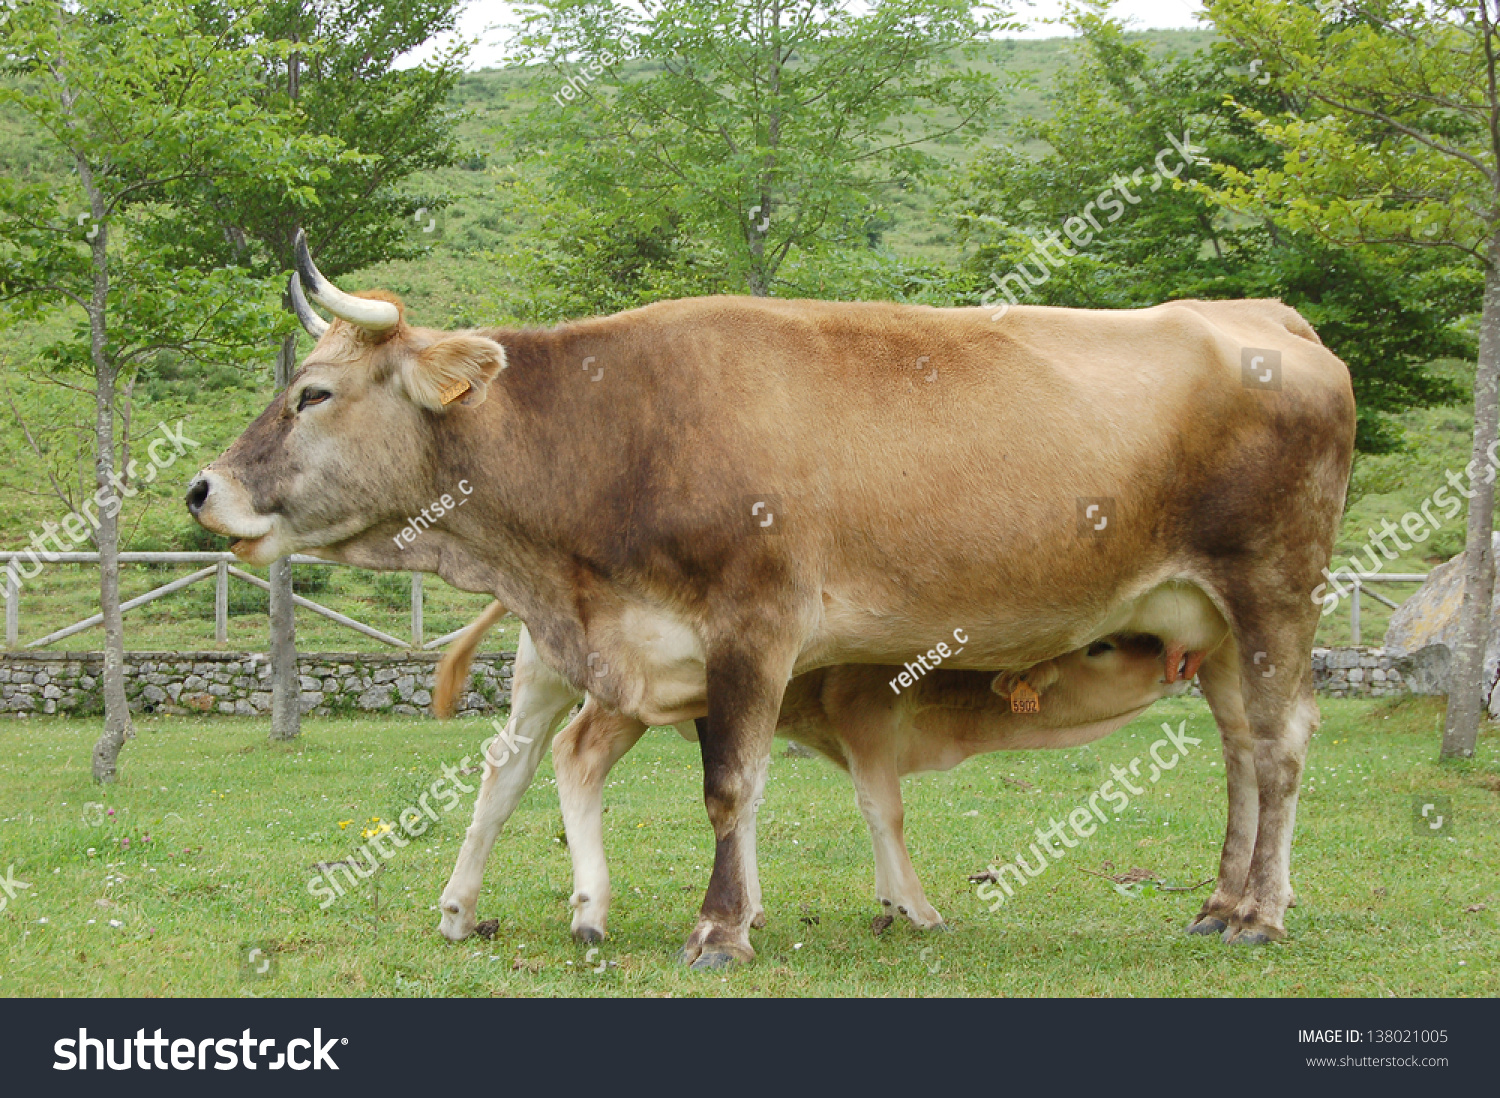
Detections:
[1383, 531, 1500, 707]
[181, 692, 214, 712]
[141, 684, 167, 704]
[358, 685, 394, 710]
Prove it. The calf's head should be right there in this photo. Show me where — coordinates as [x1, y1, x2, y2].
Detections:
[990, 633, 1188, 722]
[186, 232, 505, 564]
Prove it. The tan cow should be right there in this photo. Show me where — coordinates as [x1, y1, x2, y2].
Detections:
[431, 597, 1224, 941]
[189, 231, 1353, 965]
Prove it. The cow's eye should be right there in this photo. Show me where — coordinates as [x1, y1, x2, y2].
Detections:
[1086, 640, 1115, 657]
[297, 388, 332, 412]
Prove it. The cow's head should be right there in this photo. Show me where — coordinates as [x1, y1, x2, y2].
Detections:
[186, 231, 505, 565]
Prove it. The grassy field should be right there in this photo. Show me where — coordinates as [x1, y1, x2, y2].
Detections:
[0, 694, 1495, 997]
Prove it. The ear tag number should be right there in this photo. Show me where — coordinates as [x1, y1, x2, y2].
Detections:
[440, 379, 473, 406]
[1010, 681, 1040, 714]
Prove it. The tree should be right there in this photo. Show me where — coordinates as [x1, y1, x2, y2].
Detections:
[507, 0, 1009, 303]
[155, 0, 470, 740]
[0, 0, 333, 779]
[1205, 0, 1499, 757]
[949, 5, 1475, 453]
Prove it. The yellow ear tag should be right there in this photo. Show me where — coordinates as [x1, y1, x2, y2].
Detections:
[439, 379, 472, 406]
[1010, 681, 1040, 714]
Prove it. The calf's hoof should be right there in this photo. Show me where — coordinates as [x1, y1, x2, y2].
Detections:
[750, 909, 767, 930]
[572, 925, 604, 944]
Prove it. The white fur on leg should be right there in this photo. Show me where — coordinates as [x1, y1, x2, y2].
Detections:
[438, 628, 581, 942]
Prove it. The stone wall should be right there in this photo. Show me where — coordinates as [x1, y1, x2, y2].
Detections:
[1311, 647, 1405, 698]
[0, 644, 1411, 719]
[0, 650, 515, 718]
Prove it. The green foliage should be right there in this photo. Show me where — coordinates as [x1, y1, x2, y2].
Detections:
[502, 0, 1010, 305]
[950, 6, 1476, 452]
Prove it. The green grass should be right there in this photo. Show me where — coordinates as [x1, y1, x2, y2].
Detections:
[1, 695, 1495, 996]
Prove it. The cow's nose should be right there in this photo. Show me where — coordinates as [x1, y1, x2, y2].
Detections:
[185, 476, 210, 515]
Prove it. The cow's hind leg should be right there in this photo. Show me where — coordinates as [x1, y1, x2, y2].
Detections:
[1188, 635, 1256, 936]
[552, 699, 648, 942]
[1195, 598, 1318, 945]
[438, 629, 581, 941]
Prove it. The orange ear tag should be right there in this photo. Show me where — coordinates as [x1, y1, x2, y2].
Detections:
[1009, 681, 1040, 714]
[439, 379, 472, 406]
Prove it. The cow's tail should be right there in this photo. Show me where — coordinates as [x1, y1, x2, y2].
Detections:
[431, 600, 509, 719]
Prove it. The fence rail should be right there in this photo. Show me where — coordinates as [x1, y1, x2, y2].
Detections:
[1340, 573, 1429, 646]
[0, 552, 465, 652]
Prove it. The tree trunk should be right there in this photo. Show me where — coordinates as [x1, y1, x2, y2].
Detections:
[83, 206, 132, 782]
[268, 333, 301, 741]
[1442, 231, 1500, 759]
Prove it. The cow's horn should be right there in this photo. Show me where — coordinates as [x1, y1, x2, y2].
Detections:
[288, 271, 329, 338]
[293, 228, 399, 332]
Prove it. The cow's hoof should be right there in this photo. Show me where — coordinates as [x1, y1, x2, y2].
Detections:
[1223, 928, 1270, 946]
[750, 911, 767, 930]
[572, 925, 604, 944]
[1185, 915, 1227, 936]
[690, 951, 741, 971]
[438, 899, 477, 942]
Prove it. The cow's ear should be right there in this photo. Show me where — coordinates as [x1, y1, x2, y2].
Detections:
[404, 334, 507, 411]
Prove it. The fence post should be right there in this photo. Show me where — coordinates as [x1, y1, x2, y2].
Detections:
[410, 572, 423, 649]
[4, 565, 16, 649]
[1350, 578, 1361, 647]
[214, 560, 228, 645]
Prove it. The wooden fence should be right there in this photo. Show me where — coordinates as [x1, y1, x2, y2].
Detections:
[0, 552, 464, 652]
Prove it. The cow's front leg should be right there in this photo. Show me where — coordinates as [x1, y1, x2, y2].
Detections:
[678, 645, 791, 969]
[553, 699, 648, 942]
[438, 629, 581, 941]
